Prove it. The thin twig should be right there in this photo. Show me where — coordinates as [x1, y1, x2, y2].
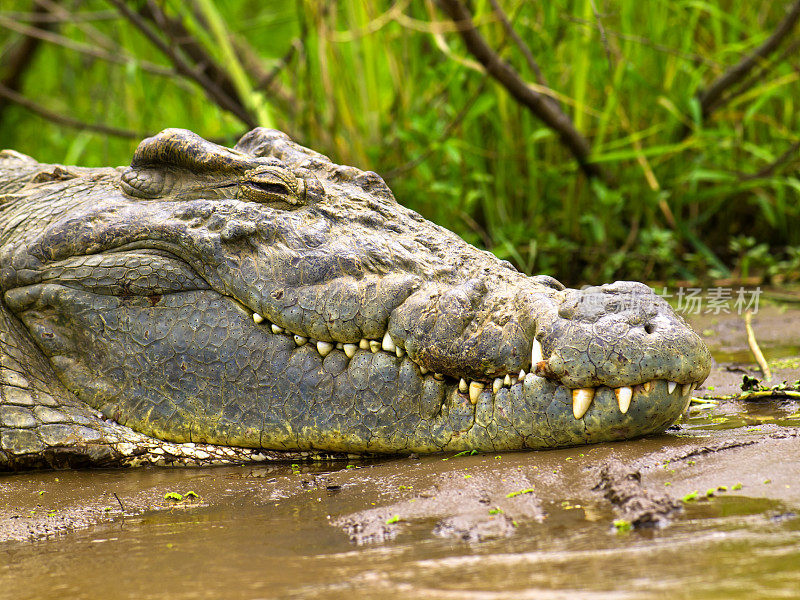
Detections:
[588, 0, 614, 73]
[563, 15, 721, 66]
[0, 0, 54, 119]
[486, 0, 547, 88]
[697, 0, 800, 120]
[109, 0, 256, 128]
[0, 13, 175, 77]
[0, 82, 144, 138]
[437, 0, 607, 182]
[0, 9, 118, 23]
[745, 310, 772, 381]
[739, 140, 800, 181]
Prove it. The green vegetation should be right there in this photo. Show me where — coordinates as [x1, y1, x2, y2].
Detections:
[506, 487, 535, 498]
[1, 1, 799, 283]
[613, 519, 632, 532]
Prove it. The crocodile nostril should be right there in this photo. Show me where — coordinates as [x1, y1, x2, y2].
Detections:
[644, 323, 655, 334]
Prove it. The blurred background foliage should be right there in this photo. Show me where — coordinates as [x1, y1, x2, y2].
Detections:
[1, 0, 799, 286]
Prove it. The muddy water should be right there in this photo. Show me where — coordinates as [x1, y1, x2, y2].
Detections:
[2, 308, 800, 599]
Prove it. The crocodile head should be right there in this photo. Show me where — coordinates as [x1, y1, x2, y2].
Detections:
[0, 128, 711, 454]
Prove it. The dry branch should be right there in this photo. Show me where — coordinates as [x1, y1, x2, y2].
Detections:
[109, 0, 257, 128]
[697, 0, 800, 119]
[437, 0, 607, 182]
[0, 82, 144, 138]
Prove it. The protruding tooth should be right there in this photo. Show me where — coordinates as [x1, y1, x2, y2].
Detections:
[615, 386, 633, 414]
[643, 381, 653, 393]
[343, 343, 358, 359]
[493, 378, 503, 394]
[667, 381, 677, 394]
[294, 335, 307, 346]
[396, 347, 405, 358]
[433, 372, 444, 380]
[519, 369, 526, 380]
[359, 338, 370, 350]
[420, 366, 429, 375]
[317, 341, 334, 357]
[469, 381, 484, 404]
[271, 323, 284, 335]
[504, 374, 512, 386]
[369, 340, 380, 353]
[458, 378, 468, 393]
[381, 331, 396, 353]
[681, 383, 692, 396]
[336, 342, 343, 349]
[252, 312, 265, 324]
[572, 388, 595, 419]
[531, 339, 543, 365]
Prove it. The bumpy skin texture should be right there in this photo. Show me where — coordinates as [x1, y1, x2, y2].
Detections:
[0, 129, 712, 469]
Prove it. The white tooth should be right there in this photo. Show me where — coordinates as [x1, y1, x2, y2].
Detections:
[511, 377, 518, 386]
[615, 386, 633, 414]
[493, 378, 503, 394]
[458, 378, 468, 393]
[343, 343, 358, 359]
[317, 341, 334, 357]
[294, 335, 307, 346]
[271, 324, 284, 335]
[643, 381, 653, 393]
[252, 312, 265, 324]
[531, 339, 543, 365]
[396, 347, 405, 358]
[681, 383, 692, 396]
[469, 381, 484, 404]
[572, 388, 595, 419]
[420, 366, 429, 375]
[668, 381, 677, 394]
[381, 331, 396, 353]
[504, 374, 512, 386]
[359, 338, 370, 350]
[369, 340, 380, 353]
[519, 369, 526, 380]
[433, 373, 444, 380]
[336, 342, 343, 349]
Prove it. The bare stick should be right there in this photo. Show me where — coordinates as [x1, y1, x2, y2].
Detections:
[744, 311, 772, 381]
[698, 0, 800, 119]
[0, 0, 54, 119]
[109, 0, 256, 128]
[740, 140, 800, 181]
[437, 0, 607, 182]
[0, 14, 174, 77]
[0, 82, 144, 138]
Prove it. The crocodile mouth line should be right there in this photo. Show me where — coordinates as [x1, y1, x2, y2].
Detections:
[247, 309, 701, 420]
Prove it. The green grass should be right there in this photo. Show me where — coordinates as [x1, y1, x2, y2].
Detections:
[1, 0, 798, 285]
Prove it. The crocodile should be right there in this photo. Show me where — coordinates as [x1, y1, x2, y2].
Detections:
[0, 128, 711, 470]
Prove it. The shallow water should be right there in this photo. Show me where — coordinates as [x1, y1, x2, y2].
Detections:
[1, 463, 799, 600]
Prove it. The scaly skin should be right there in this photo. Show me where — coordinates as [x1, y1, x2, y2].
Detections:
[0, 129, 711, 470]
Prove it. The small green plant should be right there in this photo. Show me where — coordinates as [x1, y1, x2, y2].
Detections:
[164, 492, 183, 501]
[506, 488, 535, 498]
[613, 519, 632, 532]
[385, 515, 400, 525]
[682, 491, 700, 503]
[732, 483, 743, 490]
[488, 508, 503, 515]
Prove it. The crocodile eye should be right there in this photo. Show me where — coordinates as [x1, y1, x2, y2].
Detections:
[238, 166, 305, 206]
